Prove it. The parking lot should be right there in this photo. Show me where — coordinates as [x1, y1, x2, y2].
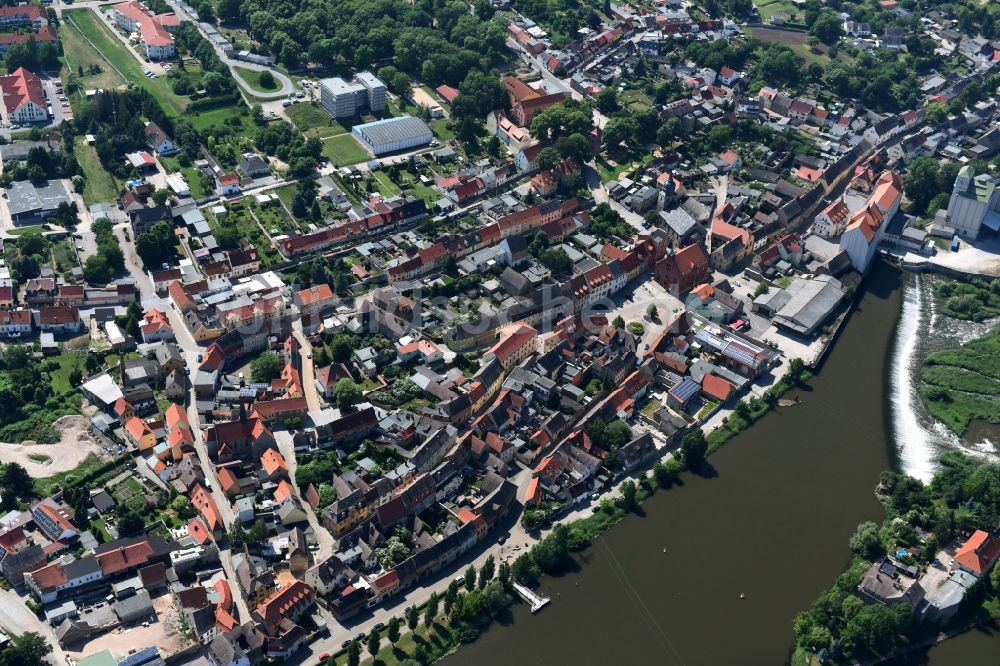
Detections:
[43, 78, 72, 124]
[66, 593, 187, 661]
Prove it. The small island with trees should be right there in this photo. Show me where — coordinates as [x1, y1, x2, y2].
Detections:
[792, 452, 1000, 664]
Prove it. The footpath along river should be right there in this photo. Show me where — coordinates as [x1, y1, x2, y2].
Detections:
[443, 261, 1000, 665]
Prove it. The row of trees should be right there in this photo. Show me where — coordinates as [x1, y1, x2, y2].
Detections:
[336, 554, 514, 665]
[174, 23, 237, 97]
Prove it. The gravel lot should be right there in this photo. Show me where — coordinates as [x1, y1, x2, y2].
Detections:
[0, 416, 106, 477]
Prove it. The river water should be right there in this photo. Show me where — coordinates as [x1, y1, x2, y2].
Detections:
[442, 262, 1000, 665]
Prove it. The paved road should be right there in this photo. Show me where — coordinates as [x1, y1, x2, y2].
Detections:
[114, 221, 237, 530]
[291, 329, 322, 413]
[0, 588, 66, 665]
[218, 548, 253, 623]
[164, 0, 296, 101]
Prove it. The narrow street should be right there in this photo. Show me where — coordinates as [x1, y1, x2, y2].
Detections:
[274, 431, 335, 562]
[115, 221, 236, 530]
[291, 330, 322, 413]
[0, 588, 66, 665]
[218, 548, 253, 623]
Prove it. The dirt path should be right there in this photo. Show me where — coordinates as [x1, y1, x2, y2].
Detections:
[0, 415, 106, 477]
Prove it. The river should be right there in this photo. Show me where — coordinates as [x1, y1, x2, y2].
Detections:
[442, 262, 1000, 665]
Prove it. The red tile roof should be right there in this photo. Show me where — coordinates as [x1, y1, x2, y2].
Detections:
[39, 305, 80, 326]
[487, 323, 537, 365]
[296, 283, 334, 307]
[255, 580, 313, 634]
[125, 417, 154, 442]
[273, 479, 295, 504]
[436, 84, 460, 103]
[214, 578, 233, 610]
[165, 402, 188, 431]
[96, 540, 155, 576]
[373, 570, 400, 592]
[954, 530, 1000, 575]
[191, 483, 222, 532]
[188, 517, 212, 545]
[28, 561, 68, 590]
[216, 467, 238, 493]
[0, 67, 45, 116]
[260, 448, 288, 476]
[701, 373, 735, 403]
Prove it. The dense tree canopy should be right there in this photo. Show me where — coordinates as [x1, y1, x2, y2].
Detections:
[230, 0, 508, 82]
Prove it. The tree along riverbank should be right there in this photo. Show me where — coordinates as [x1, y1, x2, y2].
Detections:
[318, 356, 814, 666]
[791, 452, 1000, 665]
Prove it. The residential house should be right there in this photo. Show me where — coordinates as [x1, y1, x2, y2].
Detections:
[144, 121, 177, 155]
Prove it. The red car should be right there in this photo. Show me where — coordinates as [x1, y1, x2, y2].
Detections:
[319, 654, 331, 661]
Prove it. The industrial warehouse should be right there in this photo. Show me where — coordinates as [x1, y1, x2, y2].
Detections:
[351, 115, 434, 156]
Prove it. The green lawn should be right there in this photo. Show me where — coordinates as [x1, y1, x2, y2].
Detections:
[50, 240, 80, 277]
[753, 0, 798, 21]
[158, 155, 208, 199]
[48, 352, 83, 395]
[187, 105, 252, 132]
[398, 171, 439, 206]
[323, 133, 370, 166]
[7, 225, 49, 235]
[372, 170, 401, 196]
[75, 137, 121, 203]
[233, 66, 279, 93]
[430, 119, 455, 142]
[66, 9, 189, 116]
[60, 18, 127, 91]
[287, 102, 348, 138]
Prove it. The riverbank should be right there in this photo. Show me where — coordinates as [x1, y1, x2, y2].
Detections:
[436, 262, 904, 665]
[790, 451, 1000, 666]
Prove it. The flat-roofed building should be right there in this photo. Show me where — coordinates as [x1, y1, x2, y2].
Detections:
[351, 115, 433, 156]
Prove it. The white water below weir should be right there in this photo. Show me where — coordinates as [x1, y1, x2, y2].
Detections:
[887, 272, 1000, 481]
[888, 272, 938, 482]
